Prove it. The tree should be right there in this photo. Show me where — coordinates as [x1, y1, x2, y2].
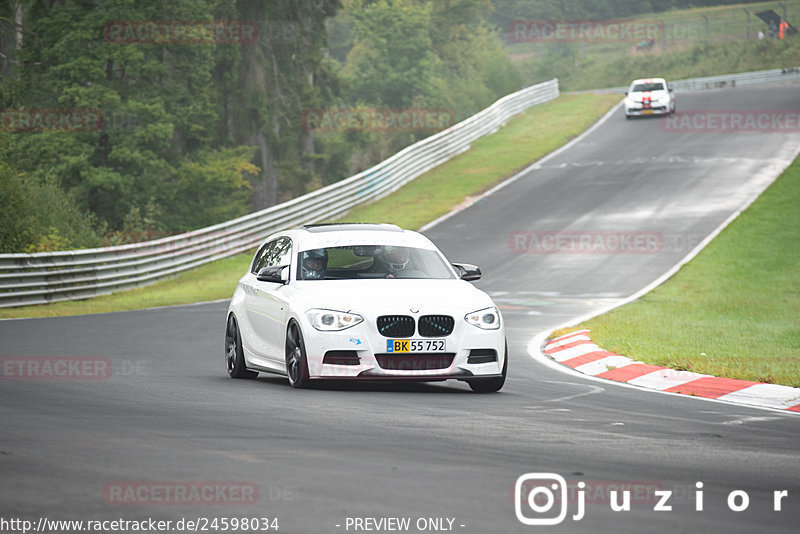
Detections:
[344, 0, 441, 109]
[2, 0, 261, 246]
[232, 0, 341, 208]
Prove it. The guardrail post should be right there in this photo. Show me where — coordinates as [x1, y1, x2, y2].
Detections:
[702, 14, 709, 42]
[743, 9, 750, 40]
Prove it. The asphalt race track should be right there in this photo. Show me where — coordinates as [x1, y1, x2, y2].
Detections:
[2, 83, 799, 534]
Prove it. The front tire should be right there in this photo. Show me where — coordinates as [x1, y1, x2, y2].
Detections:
[226, 314, 258, 379]
[285, 322, 311, 388]
[468, 342, 507, 393]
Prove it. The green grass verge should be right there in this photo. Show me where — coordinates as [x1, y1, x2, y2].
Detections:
[0, 93, 621, 320]
[336, 94, 620, 228]
[564, 156, 800, 388]
[557, 38, 800, 92]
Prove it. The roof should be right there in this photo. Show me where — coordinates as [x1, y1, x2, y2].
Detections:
[630, 78, 667, 85]
[265, 224, 437, 252]
[303, 223, 403, 233]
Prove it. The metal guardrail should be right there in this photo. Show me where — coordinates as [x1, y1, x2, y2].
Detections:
[670, 66, 800, 91]
[577, 66, 800, 94]
[0, 79, 560, 308]
[5, 66, 797, 309]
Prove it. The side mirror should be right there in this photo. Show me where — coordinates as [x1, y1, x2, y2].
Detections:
[452, 263, 482, 281]
[257, 265, 289, 284]
[668, 86, 674, 92]
[624, 91, 628, 95]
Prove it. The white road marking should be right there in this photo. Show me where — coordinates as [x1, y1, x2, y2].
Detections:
[542, 381, 606, 403]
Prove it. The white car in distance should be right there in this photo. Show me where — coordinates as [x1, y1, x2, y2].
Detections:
[225, 224, 507, 392]
[624, 77, 676, 119]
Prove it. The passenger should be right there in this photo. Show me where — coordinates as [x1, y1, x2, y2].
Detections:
[301, 249, 327, 280]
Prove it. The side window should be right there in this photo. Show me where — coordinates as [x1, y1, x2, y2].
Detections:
[250, 237, 292, 275]
[251, 241, 275, 274]
[270, 238, 292, 269]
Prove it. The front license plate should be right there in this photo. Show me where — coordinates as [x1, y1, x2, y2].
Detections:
[386, 339, 446, 353]
[641, 109, 654, 114]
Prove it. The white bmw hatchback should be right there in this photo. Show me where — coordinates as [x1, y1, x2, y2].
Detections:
[225, 223, 507, 392]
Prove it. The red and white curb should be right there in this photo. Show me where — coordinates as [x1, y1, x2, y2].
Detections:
[544, 329, 800, 413]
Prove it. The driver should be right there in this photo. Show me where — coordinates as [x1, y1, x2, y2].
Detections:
[300, 249, 328, 280]
[376, 246, 410, 277]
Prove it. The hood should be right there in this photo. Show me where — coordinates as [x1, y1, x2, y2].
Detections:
[629, 89, 669, 101]
[293, 279, 494, 315]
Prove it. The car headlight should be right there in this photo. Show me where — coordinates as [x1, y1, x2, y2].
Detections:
[307, 309, 363, 331]
[465, 307, 501, 330]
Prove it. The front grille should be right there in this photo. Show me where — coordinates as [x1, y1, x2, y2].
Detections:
[323, 350, 361, 366]
[375, 353, 456, 371]
[377, 315, 415, 338]
[468, 349, 497, 364]
[418, 315, 454, 337]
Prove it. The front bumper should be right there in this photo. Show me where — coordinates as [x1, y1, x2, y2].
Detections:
[625, 105, 670, 116]
[300, 318, 506, 380]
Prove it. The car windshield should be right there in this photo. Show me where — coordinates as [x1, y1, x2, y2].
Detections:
[632, 82, 664, 92]
[297, 245, 456, 280]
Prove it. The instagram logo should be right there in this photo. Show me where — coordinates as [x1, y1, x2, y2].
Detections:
[515, 473, 574, 525]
